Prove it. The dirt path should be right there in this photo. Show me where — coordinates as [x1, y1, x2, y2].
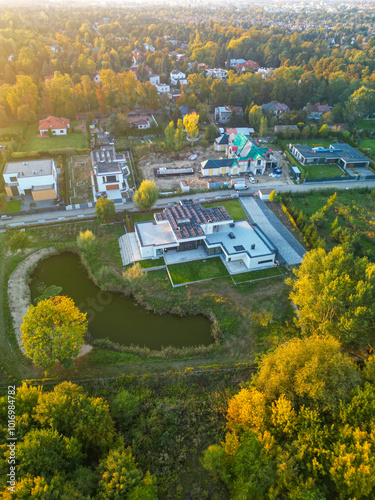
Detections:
[7, 247, 92, 358]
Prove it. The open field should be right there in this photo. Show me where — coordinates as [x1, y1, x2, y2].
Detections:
[302, 164, 346, 179]
[287, 188, 375, 257]
[167, 257, 229, 285]
[0, 123, 24, 136]
[355, 120, 375, 131]
[21, 123, 87, 152]
[66, 155, 93, 204]
[281, 138, 335, 148]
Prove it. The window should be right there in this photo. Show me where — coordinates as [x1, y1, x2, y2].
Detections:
[105, 175, 117, 183]
[258, 259, 273, 264]
[10, 176, 17, 182]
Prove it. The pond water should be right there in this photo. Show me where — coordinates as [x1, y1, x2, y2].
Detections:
[29, 252, 213, 350]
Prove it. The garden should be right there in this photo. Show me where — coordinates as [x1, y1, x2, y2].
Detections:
[20, 122, 87, 152]
[167, 257, 229, 286]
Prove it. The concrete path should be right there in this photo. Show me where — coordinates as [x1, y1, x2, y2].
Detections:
[240, 198, 305, 265]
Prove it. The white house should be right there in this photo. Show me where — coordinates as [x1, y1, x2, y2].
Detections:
[127, 115, 156, 130]
[91, 146, 129, 200]
[214, 133, 229, 152]
[170, 70, 188, 86]
[149, 74, 160, 86]
[206, 68, 228, 80]
[156, 83, 170, 94]
[38, 116, 70, 136]
[132, 200, 277, 271]
[4, 159, 58, 201]
[215, 106, 243, 124]
[93, 72, 101, 83]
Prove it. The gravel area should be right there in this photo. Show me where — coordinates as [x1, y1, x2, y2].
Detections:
[7, 247, 92, 358]
[240, 198, 305, 265]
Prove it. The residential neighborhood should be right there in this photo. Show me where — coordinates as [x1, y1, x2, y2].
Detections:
[1, 2, 375, 499]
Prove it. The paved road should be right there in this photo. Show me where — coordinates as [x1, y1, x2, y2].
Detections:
[240, 197, 305, 266]
[1, 178, 375, 232]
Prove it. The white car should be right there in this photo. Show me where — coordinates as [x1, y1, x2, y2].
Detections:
[1, 215, 12, 220]
[249, 176, 255, 183]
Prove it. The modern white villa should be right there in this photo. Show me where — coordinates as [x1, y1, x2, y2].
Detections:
[119, 200, 278, 273]
[91, 146, 130, 201]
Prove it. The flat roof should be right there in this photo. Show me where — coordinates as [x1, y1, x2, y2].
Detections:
[206, 220, 276, 258]
[4, 159, 54, 177]
[293, 143, 369, 163]
[136, 221, 177, 247]
[91, 146, 125, 174]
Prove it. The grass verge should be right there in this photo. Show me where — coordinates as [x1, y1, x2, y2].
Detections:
[232, 266, 283, 283]
[5, 200, 22, 212]
[168, 257, 229, 285]
[202, 199, 248, 220]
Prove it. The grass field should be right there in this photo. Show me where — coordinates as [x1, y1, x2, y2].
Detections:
[360, 139, 375, 153]
[0, 123, 23, 136]
[168, 257, 229, 285]
[303, 164, 347, 179]
[5, 200, 22, 212]
[21, 123, 87, 152]
[138, 258, 165, 268]
[202, 199, 248, 220]
[355, 120, 375, 131]
[232, 266, 283, 283]
[281, 138, 335, 148]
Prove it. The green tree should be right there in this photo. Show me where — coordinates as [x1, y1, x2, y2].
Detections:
[248, 104, 263, 132]
[259, 116, 268, 137]
[7, 231, 30, 253]
[287, 246, 375, 344]
[319, 123, 329, 137]
[17, 104, 36, 123]
[97, 447, 157, 500]
[96, 196, 115, 223]
[164, 120, 175, 149]
[205, 124, 218, 143]
[174, 119, 186, 151]
[133, 180, 159, 211]
[21, 296, 87, 370]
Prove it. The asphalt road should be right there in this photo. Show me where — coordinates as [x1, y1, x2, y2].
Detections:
[1, 178, 375, 231]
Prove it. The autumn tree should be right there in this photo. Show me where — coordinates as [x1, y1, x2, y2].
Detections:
[133, 180, 159, 211]
[76, 230, 96, 252]
[7, 231, 30, 253]
[96, 196, 115, 223]
[174, 118, 186, 150]
[287, 246, 375, 345]
[97, 447, 157, 500]
[203, 336, 375, 499]
[21, 296, 87, 370]
[165, 120, 176, 149]
[259, 116, 268, 137]
[183, 112, 199, 141]
[248, 104, 263, 132]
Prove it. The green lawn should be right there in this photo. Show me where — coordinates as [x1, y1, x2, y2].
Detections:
[360, 139, 375, 153]
[303, 164, 347, 179]
[0, 123, 24, 136]
[131, 212, 156, 223]
[5, 200, 22, 212]
[232, 266, 283, 283]
[202, 199, 248, 220]
[168, 257, 229, 285]
[138, 258, 165, 269]
[21, 123, 87, 152]
[355, 120, 375, 131]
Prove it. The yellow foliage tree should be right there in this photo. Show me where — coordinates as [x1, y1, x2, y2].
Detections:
[183, 112, 199, 140]
[133, 180, 159, 211]
[21, 296, 87, 371]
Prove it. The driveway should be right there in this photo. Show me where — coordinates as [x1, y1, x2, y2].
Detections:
[240, 197, 306, 265]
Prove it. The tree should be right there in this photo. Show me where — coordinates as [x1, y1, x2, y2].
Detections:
[17, 104, 36, 123]
[205, 124, 218, 143]
[164, 120, 175, 149]
[7, 231, 30, 253]
[248, 105, 263, 132]
[268, 189, 276, 201]
[259, 116, 268, 137]
[133, 180, 159, 211]
[174, 119, 186, 151]
[319, 123, 329, 137]
[346, 86, 375, 120]
[96, 196, 115, 223]
[183, 112, 199, 140]
[76, 230, 96, 252]
[97, 447, 157, 500]
[287, 246, 375, 344]
[21, 296, 87, 370]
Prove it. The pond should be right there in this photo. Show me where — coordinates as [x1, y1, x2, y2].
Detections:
[29, 252, 213, 350]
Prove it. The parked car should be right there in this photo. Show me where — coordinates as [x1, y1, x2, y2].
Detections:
[1, 215, 12, 220]
[249, 176, 255, 183]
